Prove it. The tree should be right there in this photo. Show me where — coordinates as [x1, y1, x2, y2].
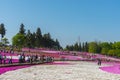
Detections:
[78, 42, 82, 51]
[108, 50, 117, 56]
[19, 23, 26, 35]
[43, 33, 52, 48]
[26, 30, 33, 48]
[12, 25, 62, 49]
[100, 42, 111, 55]
[31, 32, 36, 47]
[55, 39, 61, 50]
[82, 42, 85, 52]
[84, 42, 89, 52]
[65, 45, 74, 51]
[112, 42, 120, 49]
[36, 27, 42, 38]
[88, 42, 98, 53]
[12, 33, 26, 48]
[108, 49, 120, 57]
[43, 33, 51, 39]
[1, 37, 9, 46]
[74, 43, 79, 51]
[0, 23, 6, 39]
[35, 27, 42, 47]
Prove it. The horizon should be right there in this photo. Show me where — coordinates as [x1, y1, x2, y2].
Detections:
[0, 0, 120, 48]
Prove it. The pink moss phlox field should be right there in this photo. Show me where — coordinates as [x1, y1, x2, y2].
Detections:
[0, 61, 72, 75]
[100, 65, 120, 74]
[1, 49, 120, 75]
[0, 65, 31, 75]
[1, 52, 18, 56]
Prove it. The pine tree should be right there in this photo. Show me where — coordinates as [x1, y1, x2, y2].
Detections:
[55, 39, 60, 50]
[79, 42, 82, 51]
[84, 42, 88, 52]
[35, 27, 42, 47]
[82, 42, 85, 52]
[0, 23, 6, 39]
[19, 23, 26, 35]
[26, 30, 32, 48]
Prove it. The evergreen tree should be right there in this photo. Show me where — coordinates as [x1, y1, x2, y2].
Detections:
[43, 33, 52, 48]
[31, 32, 36, 47]
[84, 42, 88, 52]
[0, 23, 6, 39]
[35, 27, 42, 47]
[82, 42, 85, 52]
[26, 30, 32, 48]
[19, 23, 26, 35]
[78, 42, 82, 51]
[36, 27, 42, 38]
[55, 39, 61, 50]
[74, 43, 79, 51]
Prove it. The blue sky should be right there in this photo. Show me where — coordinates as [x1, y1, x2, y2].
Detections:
[0, 0, 120, 47]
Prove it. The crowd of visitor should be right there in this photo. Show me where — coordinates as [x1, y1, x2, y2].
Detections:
[0, 53, 13, 64]
[0, 49, 54, 65]
[18, 53, 54, 64]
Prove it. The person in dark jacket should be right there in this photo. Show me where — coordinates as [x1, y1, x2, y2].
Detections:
[97, 58, 101, 66]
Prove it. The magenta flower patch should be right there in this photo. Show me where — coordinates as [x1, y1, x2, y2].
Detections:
[100, 65, 120, 74]
[0, 65, 31, 75]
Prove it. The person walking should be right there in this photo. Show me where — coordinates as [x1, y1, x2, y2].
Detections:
[97, 58, 101, 66]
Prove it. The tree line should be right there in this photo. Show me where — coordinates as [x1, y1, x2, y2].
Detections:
[12, 23, 62, 50]
[65, 41, 120, 57]
[65, 42, 88, 52]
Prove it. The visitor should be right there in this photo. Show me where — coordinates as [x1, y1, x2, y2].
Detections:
[30, 55, 33, 64]
[51, 56, 54, 62]
[32, 55, 36, 62]
[97, 58, 101, 66]
[35, 54, 38, 62]
[0, 53, 3, 64]
[22, 53, 25, 63]
[45, 56, 48, 62]
[38, 56, 41, 63]
[18, 54, 20, 63]
[3, 54, 7, 64]
[41, 55, 45, 63]
[8, 55, 12, 64]
[28, 55, 31, 63]
[25, 55, 29, 63]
